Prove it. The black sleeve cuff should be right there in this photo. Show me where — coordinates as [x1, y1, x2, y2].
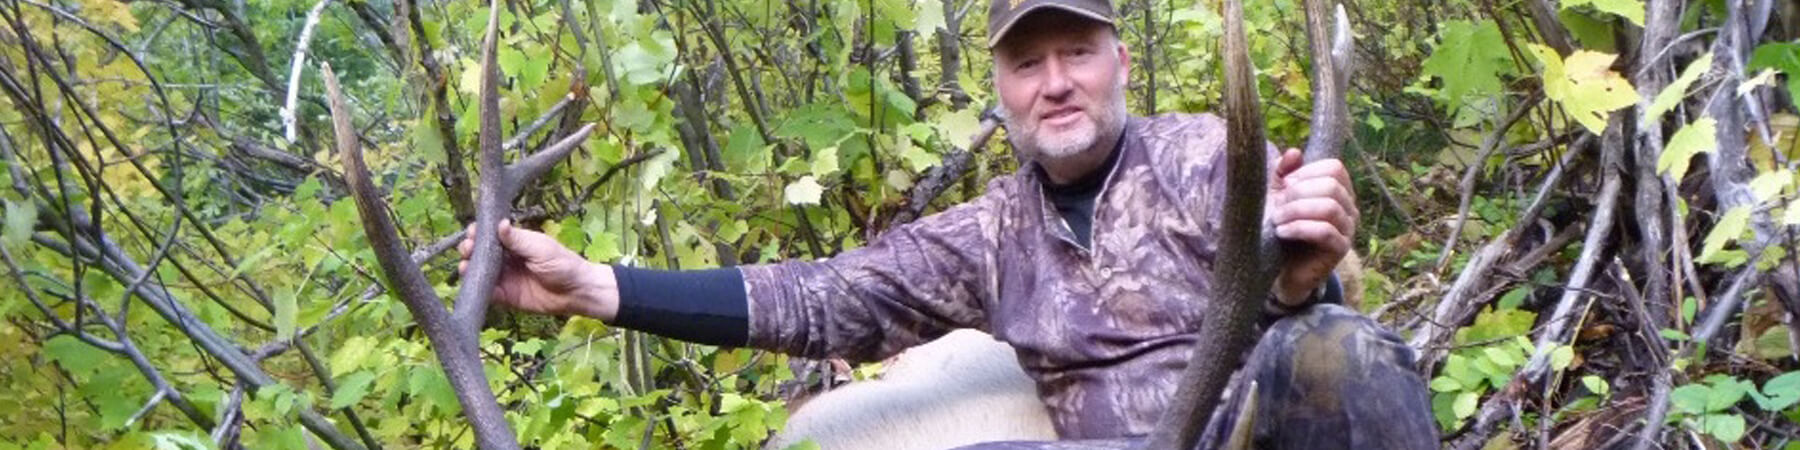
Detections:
[1263, 272, 1345, 321]
[611, 266, 750, 347]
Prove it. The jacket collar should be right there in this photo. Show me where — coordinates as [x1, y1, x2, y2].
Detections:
[1023, 118, 1139, 252]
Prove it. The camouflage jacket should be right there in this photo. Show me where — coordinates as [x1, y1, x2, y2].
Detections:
[740, 113, 1297, 439]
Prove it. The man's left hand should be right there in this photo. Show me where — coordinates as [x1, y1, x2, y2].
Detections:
[1267, 149, 1359, 306]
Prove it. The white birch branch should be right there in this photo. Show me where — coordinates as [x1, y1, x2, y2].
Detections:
[281, 0, 333, 143]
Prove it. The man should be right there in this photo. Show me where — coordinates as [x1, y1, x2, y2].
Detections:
[460, 0, 1437, 448]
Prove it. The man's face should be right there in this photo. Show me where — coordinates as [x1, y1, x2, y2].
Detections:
[992, 12, 1130, 164]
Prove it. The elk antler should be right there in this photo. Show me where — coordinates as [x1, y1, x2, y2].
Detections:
[324, 1, 593, 448]
[1146, 1, 1354, 449]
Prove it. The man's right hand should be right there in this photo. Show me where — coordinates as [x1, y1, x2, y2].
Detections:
[458, 220, 619, 321]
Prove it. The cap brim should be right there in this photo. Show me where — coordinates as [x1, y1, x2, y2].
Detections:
[986, 4, 1115, 48]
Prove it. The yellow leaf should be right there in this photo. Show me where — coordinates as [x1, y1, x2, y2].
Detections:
[1700, 206, 1751, 264]
[1530, 45, 1639, 134]
[1741, 68, 1780, 96]
[1646, 52, 1712, 121]
[1657, 117, 1718, 180]
[1749, 170, 1791, 203]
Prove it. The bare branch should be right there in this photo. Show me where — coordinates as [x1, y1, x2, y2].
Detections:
[281, 0, 334, 144]
[1435, 93, 1543, 272]
[887, 113, 1002, 228]
[503, 95, 576, 151]
[1410, 140, 1585, 371]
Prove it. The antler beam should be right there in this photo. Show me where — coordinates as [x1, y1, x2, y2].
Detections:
[1147, 1, 1354, 448]
[325, 0, 595, 447]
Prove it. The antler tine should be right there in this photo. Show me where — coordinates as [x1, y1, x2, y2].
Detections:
[452, 0, 508, 332]
[324, 65, 449, 329]
[501, 122, 597, 202]
[1302, 0, 1356, 163]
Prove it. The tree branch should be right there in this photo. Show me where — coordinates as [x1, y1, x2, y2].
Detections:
[280, 0, 333, 144]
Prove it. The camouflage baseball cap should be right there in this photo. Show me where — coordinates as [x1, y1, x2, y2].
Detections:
[986, 0, 1116, 48]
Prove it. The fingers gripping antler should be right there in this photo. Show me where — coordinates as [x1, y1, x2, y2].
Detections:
[1147, 1, 1353, 449]
[325, 0, 593, 448]
[455, 0, 597, 334]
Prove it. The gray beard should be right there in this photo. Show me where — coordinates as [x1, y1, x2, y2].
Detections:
[1005, 86, 1129, 165]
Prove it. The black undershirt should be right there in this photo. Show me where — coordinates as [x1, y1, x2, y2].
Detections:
[1037, 135, 1124, 249]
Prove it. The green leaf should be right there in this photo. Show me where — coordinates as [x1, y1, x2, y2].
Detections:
[583, 216, 623, 262]
[1430, 376, 1464, 392]
[898, 141, 941, 173]
[912, 0, 946, 35]
[1564, 0, 1645, 26]
[1682, 296, 1698, 325]
[1782, 196, 1800, 226]
[1528, 45, 1639, 134]
[871, 0, 915, 40]
[811, 145, 841, 178]
[636, 149, 678, 192]
[498, 46, 527, 80]
[1582, 375, 1610, 396]
[784, 176, 824, 205]
[1445, 354, 1483, 387]
[614, 30, 677, 86]
[1454, 307, 1537, 345]
[513, 338, 546, 356]
[1558, 9, 1616, 53]
[329, 336, 375, 376]
[723, 124, 771, 173]
[1420, 21, 1511, 109]
[1670, 384, 1711, 413]
[1452, 391, 1479, 419]
[1703, 375, 1754, 411]
[1698, 206, 1751, 264]
[1498, 287, 1530, 310]
[252, 425, 307, 450]
[2, 199, 35, 249]
[44, 335, 108, 374]
[1702, 413, 1746, 443]
[1646, 52, 1712, 121]
[1749, 42, 1800, 112]
[1657, 117, 1718, 181]
[775, 103, 860, 151]
[1550, 345, 1575, 371]
[1432, 392, 1460, 430]
[329, 371, 376, 409]
[1483, 346, 1518, 369]
[1750, 170, 1792, 202]
[1659, 328, 1691, 341]
[274, 289, 298, 340]
[1755, 372, 1800, 411]
[147, 431, 213, 450]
